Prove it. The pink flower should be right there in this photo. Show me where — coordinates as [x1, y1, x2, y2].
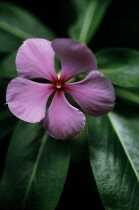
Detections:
[6, 38, 115, 140]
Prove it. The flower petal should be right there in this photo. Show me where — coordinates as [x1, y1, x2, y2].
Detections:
[51, 38, 97, 82]
[6, 77, 54, 122]
[16, 38, 58, 82]
[43, 91, 86, 140]
[64, 71, 115, 117]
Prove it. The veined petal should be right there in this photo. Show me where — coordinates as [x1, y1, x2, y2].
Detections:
[64, 71, 115, 117]
[16, 38, 58, 82]
[51, 38, 97, 82]
[6, 77, 54, 123]
[43, 91, 86, 140]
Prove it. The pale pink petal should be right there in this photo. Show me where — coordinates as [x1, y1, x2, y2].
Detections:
[64, 71, 115, 117]
[6, 77, 54, 122]
[43, 91, 86, 140]
[16, 38, 58, 82]
[51, 38, 97, 82]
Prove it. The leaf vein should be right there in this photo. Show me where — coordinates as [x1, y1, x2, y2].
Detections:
[22, 132, 47, 209]
[108, 113, 139, 182]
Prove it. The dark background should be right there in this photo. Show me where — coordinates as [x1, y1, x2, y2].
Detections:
[2, 0, 139, 52]
[1, 0, 139, 209]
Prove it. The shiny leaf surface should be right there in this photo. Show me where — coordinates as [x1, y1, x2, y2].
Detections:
[87, 114, 139, 210]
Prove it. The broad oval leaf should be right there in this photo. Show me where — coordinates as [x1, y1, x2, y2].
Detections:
[96, 48, 139, 87]
[0, 1, 55, 52]
[69, 0, 112, 44]
[87, 114, 139, 210]
[108, 112, 139, 176]
[0, 121, 70, 210]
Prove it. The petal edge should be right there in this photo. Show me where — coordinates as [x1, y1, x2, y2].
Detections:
[43, 91, 86, 140]
[52, 38, 97, 82]
[64, 71, 115, 117]
[16, 38, 58, 82]
[6, 77, 54, 123]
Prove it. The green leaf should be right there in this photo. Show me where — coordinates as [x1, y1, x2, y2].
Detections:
[0, 121, 70, 210]
[0, 29, 22, 52]
[115, 87, 139, 105]
[0, 2, 55, 52]
[69, 0, 112, 44]
[96, 48, 139, 87]
[108, 112, 139, 177]
[87, 114, 139, 210]
[0, 52, 17, 78]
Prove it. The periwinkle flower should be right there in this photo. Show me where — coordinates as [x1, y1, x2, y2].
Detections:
[6, 38, 115, 140]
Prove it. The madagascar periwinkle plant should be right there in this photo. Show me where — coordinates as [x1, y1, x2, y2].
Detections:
[0, 0, 139, 210]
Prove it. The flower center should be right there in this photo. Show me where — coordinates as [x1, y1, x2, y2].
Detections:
[55, 83, 62, 89]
